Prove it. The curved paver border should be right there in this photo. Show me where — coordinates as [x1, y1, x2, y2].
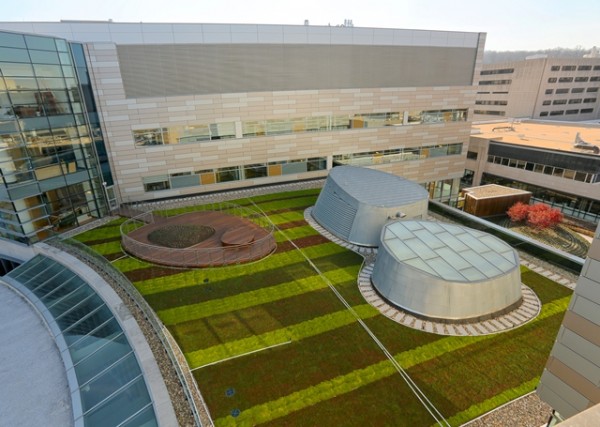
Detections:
[305, 207, 542, 336]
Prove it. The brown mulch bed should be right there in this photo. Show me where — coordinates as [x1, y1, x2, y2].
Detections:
[81, 236, 121, 246]
[125, 264, 193, 283]
[267, 206, 313, 215]
[104, 252, 126, 261]
[275, 234, 331, 254]
[278, 219, 308, 230]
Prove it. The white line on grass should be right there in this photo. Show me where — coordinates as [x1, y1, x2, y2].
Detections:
[190, 340, 292, 371]
[248, 198, 451, 427]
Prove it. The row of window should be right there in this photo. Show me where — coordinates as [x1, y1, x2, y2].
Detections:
[487, 155, 598, 183]
[474, 110, 505, 116]
[143, 157, 327, 192]
[475, 100, 508, 106]
[539, 108, 594, 117]
[479, 79, 511, 86]
[142, 142, 465, 192]
[545, 87, 599, 95]
[480, 68, 514, 75]
[0, 31, 70, 52]
[550, 65, 600, 71]
[542, 98, 597, 105]
[548, 77, 600, 84]
[332, 143, 463, 166]
[133, 109, 469, 147]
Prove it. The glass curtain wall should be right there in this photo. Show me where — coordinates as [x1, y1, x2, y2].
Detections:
[0, 31, 108, 244]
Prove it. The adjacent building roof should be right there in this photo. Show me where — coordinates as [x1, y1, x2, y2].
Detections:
[462, 184, 532, 199]
[472, 121, 600, 155]
[381, 220, 518, 282]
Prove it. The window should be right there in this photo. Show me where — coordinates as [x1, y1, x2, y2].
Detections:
[552, 99, 567, 105]
[591, 76, 600, 82]
[565, 109, 579, 114]
[545, 89, 553, 94]
[549, 110, 564, 116]
[466, 151, 478, 160]
[542, 100, 551, 105]
[571, 88, 585, 93]
[561, 65, 576, 71]
[575, 77, 589, 82]
[216, 166, 240, 183]
[133, 128, 168, 146]
[581, 108, 594, 113]
[143, 180, 170, 191]
[480, 68, 514, 75]
[584, 98, 597, 103]
[548, 78, 557, 83]
[479, 79, 512, 85]
[461, 169, 475, 186]
[556, 88, 569, 94]
[550, 65, 560, 71]
[587, 87, 599, 92]
[474, 110, 505, 116]
[568, 99, 582, 104]
[558, 77, 574, 83]
[178, 125, 210, 143]
[578, 65, 592, 71]
[594, 65, 600, 71]
[243, 163, 268, 179]
[475, 100, 507, 106]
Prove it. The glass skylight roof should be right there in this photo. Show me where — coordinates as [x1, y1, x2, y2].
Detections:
[7, 255, 158, 427]
[382, 221, 518, 282]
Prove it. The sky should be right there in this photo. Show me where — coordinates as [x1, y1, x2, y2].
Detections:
[3, 0, 599, 52]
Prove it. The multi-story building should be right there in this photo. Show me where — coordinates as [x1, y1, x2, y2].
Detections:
[537, 222, 600, 424]
[465, 120, 600, 223]
[0, 30, 112, 244]
[0, 21, 485, 226]
[474, 57, 600, 121]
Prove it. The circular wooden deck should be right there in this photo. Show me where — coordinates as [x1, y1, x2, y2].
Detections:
[122, 211, 276, 268]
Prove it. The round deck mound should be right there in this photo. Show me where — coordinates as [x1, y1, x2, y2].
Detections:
[122, 210, 276, 268]
[147, 224, 215, 248]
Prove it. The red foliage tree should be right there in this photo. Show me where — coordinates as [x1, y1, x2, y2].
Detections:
[507, 202, 530, 222]
[507, 202, 563, 229]
[526, 203, 564, 230]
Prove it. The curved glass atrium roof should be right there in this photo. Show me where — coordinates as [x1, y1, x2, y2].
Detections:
[6, 255, 158, 427]
[381, 221, 519, 282]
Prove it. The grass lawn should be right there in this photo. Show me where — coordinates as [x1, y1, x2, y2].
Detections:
[74, 188, 572, 426]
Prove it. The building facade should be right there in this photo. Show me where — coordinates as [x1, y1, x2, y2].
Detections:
[537, 222, 600, 423]
[0, 30, 112, 244]
[0, 21, 485, 215]
[474, 57, 600, 121]
[465, 121, 600, 223]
